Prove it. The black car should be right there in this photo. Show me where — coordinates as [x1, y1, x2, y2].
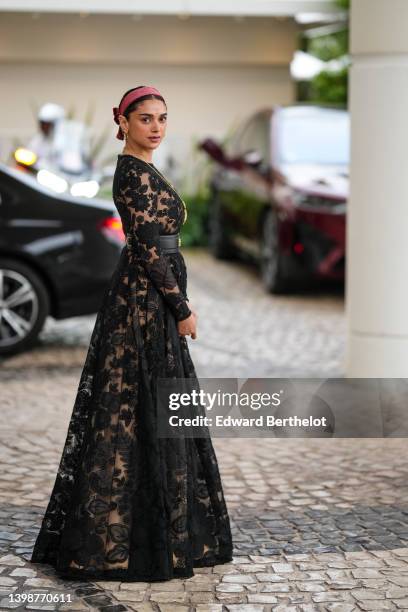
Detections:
[0, 164, 125, 355]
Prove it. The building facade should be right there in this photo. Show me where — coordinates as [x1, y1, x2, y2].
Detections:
[0, 0, 337, 188]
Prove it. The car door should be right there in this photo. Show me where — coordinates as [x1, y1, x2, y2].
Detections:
[228, 111, 272, 257]
[212, 116, 249, 241]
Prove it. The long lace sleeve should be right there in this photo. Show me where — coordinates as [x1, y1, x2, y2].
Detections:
[120, 163, 192, 322]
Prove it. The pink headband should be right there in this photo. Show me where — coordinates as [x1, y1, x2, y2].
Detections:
[112, 86, 165, 140]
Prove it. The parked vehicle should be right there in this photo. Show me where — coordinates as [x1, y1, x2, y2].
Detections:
[199, 104, 349, 293]
[0, 163, 125, 356]
[13, 146, 112, 199]
[17, 103, 110, 198]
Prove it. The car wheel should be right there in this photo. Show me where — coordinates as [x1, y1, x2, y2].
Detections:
[208, 193, 234, 260]
[0, 259, 50, 356]
[260, 209, 290, 294]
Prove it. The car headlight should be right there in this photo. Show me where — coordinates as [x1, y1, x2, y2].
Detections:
[70, 180, 100, 198]
[14, 147, 38, 166]
[37, 169, 68, 193]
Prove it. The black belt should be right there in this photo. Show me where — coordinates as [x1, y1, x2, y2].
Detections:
[159, 233, 181, 253]
[126, 233, 181, 254]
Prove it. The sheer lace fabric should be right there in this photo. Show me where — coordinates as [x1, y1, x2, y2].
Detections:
[30, 154, 233, 581]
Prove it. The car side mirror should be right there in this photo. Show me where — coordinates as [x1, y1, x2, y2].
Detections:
[197, 138, 227, 165]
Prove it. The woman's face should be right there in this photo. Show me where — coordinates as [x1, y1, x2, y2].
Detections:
[120, 98, 167, 151]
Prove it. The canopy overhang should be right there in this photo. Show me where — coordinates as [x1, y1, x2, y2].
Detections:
[0, 0, 340, 17]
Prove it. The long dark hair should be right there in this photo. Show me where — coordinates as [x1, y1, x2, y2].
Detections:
[119, 86, 166, 118]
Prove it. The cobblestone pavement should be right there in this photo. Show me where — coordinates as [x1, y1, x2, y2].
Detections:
[1, 249, 407, 611]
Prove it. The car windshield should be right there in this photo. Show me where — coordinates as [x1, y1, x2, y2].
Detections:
[278, 108, 350, 165]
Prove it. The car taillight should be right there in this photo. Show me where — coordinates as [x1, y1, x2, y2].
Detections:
[97, 216, 125, 244]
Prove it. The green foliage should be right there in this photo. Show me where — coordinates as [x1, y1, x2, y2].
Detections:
[179, 191, 209, 247]
[308, 28, 348, 61]
[299, 0, 350, 106]
[309, 66, 348, 106]
[98, 184, 113, 201]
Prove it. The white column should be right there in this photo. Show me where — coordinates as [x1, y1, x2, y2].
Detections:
[346, 0, 408, 376]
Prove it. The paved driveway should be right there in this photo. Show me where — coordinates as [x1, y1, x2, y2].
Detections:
[0, 249, 407, 612]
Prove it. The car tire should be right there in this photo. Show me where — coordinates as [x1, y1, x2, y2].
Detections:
[0, 258, 50, 356]
[260, 209, 290, 294]
[208, 192, 234, 260]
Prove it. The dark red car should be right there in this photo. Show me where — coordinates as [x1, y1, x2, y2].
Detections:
[199, 103, 349, 293]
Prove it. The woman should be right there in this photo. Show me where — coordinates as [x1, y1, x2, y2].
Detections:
[30, 85, 233, 582]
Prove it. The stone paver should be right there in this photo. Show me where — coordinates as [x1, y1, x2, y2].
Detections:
[0, 249, 406, 611]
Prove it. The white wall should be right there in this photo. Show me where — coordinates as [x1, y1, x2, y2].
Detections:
[0, 13, 297, 189]
[0, 13, 297, 65]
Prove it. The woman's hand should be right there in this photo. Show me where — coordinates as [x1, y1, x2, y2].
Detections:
[178, 308, 197, 339]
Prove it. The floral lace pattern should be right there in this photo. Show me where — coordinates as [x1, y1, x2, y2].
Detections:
[30, 154, 233, 581]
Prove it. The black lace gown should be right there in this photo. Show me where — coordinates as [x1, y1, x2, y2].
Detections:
[30, 154, 233, 582]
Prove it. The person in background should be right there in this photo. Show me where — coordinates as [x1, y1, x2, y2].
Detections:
[28, 102, 92, 176]
[28, 102, 66, 166]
